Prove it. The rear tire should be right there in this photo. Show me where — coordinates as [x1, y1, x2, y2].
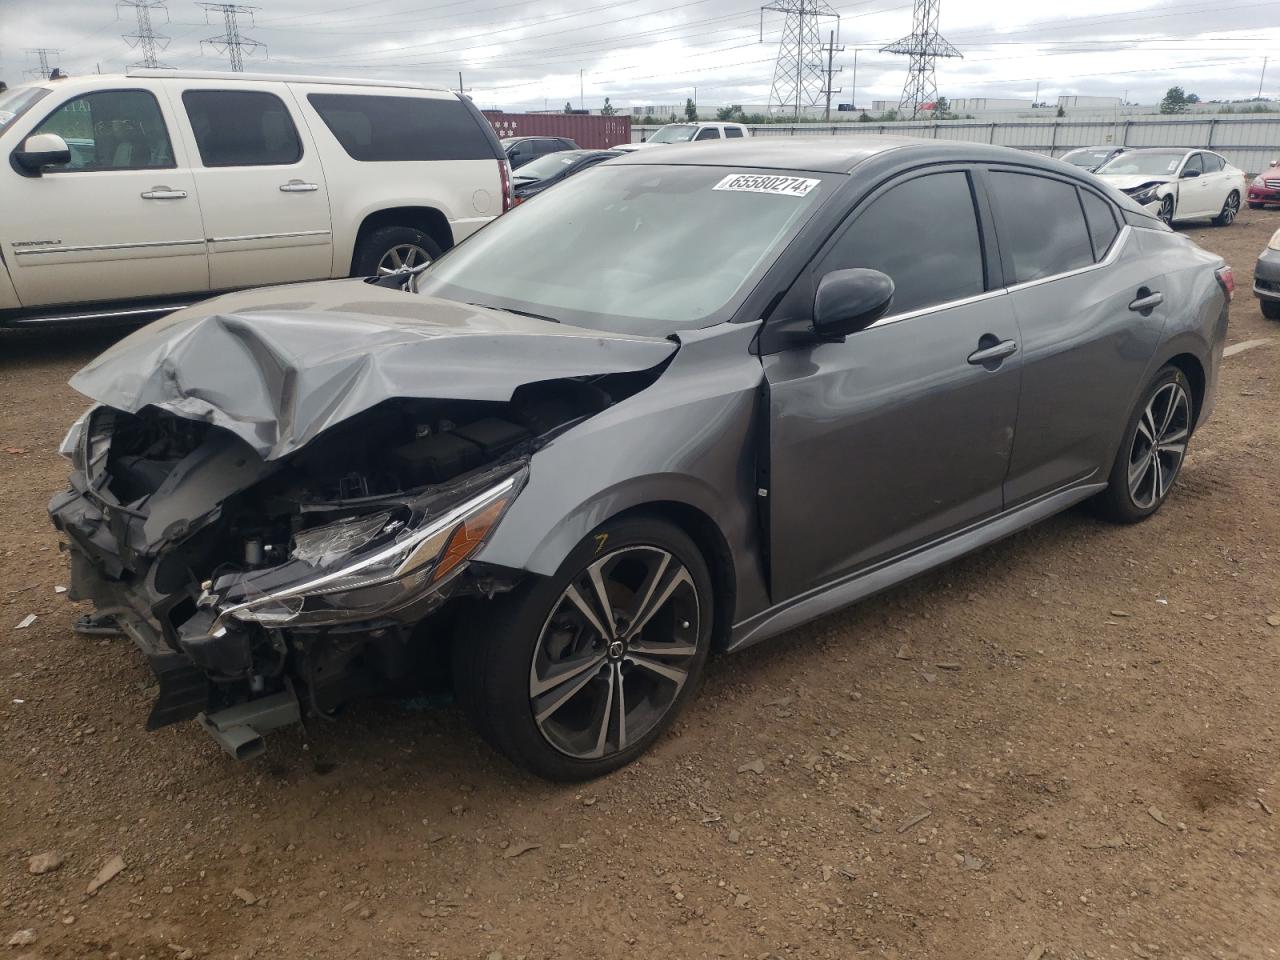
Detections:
[1093, 366, 1193, 524]
[350, 226, 442, 277]
[1212, 191, 1240, 226]
[1262, 299, 1280, 321]
[453, 516, 714, 781]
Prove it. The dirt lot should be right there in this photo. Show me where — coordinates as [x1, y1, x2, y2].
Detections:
[2, 213, 1278, 960]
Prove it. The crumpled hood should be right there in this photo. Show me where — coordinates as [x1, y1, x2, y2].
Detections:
[1094, 173, 1170, 193]
[70, 279, 677, 460]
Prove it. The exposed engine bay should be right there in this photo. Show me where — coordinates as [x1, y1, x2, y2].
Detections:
[50, 373, 648, 758]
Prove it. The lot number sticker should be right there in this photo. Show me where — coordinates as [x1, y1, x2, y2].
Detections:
[713, 173, 820, 197]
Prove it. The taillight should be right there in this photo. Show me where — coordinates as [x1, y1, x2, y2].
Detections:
[498, 159, 513, 213]
[1215, 265, 1234, 301]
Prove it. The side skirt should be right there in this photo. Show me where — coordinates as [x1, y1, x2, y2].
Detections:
[726, 480, 1106, 653]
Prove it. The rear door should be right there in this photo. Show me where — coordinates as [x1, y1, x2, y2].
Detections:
[3, 85, 208, 309]
[987, 169, 1170, 504]
[764, 167, 1021, 601]
[167, 80, 334, 290]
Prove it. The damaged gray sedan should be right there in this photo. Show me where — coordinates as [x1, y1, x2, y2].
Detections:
[51, 138, 1230, 780]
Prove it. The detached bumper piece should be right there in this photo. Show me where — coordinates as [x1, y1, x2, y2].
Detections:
[198, 690, 302, 762]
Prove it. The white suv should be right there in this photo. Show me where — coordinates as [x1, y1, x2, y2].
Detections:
[616, 121, 751, 152]
[0, 70, 511, 326]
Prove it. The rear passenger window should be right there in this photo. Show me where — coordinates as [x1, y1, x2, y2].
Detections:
[1079, 190, 1120, 261]
[182, 90, 301, 167]
[307, 93, 495, 161]
[820, 170, 985, 316]
[990, 172, 1094, 283]
[725, 127, 743, 138]
[1202, 153, 1224, 172]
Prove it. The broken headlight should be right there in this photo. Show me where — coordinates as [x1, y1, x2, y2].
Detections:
[214, 469, 525, 628]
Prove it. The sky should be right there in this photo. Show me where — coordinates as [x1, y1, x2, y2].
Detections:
[1, 0, 1278, 112]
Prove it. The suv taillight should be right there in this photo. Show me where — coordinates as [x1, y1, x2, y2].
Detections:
[1215, 265, 1234, 301]
[499, 159, 513, 213]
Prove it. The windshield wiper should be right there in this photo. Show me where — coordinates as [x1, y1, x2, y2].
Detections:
[467, 302, 561, 324]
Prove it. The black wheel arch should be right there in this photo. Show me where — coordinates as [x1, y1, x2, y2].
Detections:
[351, 207, 454, 273]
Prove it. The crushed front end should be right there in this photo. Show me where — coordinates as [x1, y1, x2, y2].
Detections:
[47, 387, 607, 758]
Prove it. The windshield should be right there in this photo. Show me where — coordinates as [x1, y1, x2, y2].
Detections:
[0, 86, 51, 135]
[513, 151, 581, 181]
[1097, 151, 1185, 177]
[647, 124, 698, 144]
[1064, 149, 1111, 168]
[416, 164, 827, 335]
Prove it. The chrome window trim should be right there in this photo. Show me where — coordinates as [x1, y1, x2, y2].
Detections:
[208, 229, 332, 244]
[863, 224, 1131, 330]
[14, 238, 206, 256]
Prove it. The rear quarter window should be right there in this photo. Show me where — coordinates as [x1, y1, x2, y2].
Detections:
[307, 93, 495, 161]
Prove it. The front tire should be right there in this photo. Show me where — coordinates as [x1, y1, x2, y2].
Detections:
[453, 517, 714, 781]
[1093, 366, 1193, 524]
[1212, 191, 1240, 226]
[1262, 299, 1280, 321]
[351, 226, 442, 277]
[1158, 195, 1175, 225]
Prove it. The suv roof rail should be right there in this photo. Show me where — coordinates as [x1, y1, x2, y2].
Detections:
[123, 67, 450, 92]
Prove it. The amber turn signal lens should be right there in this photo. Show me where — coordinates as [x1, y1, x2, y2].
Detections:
[431, 498, 509, 583]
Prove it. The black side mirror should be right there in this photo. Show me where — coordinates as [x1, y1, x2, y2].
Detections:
[813, 268, 895, 340]
[12, 132, 71, 175]
[1181, 168, 1201, 179]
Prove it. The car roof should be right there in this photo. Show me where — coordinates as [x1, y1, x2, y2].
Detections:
[9, 69, 456, 96]
[612, 135, 1092, 175]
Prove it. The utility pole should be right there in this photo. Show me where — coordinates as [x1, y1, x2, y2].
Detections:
[822, 30, 844, 121]
[1259, 57, 1269, 100]
[579, 68, 584, 111]
[197, 3, 264, 72]
[760, 0, 839, 119]
[25, 48, 61, 80]
[880, 0, 962, 118]
[119, 0, 171, 69]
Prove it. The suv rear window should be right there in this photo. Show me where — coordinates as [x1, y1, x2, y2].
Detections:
[182, 90, 302, 167]
[307, 93, 495, 161]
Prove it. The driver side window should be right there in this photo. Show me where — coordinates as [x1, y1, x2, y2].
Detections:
[33, 89, 174, 172]
[1182, 153, 1203, 176]
[818, 170, 987, 316]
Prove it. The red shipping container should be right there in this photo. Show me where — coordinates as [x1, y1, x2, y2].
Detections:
[481, 112, 631, 149]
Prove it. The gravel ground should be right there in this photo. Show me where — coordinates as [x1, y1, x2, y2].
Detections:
[1, 213, 1278, 960]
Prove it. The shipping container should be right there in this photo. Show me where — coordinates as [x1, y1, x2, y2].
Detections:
[481, 112, 631, 149]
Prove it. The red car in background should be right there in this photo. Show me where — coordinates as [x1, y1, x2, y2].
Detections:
[1248, 159, 1280, 209]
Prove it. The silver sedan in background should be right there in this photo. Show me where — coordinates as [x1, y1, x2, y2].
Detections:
[51, 138, 1231, 781]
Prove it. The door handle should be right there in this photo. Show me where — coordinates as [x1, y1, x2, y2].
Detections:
[140, 187, 188, 200]
[279, 180, 319, 193]
[967, 338, 1018, 366]
[1128, 290, 1164, 312]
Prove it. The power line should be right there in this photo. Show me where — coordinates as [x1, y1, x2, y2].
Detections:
[119, 0, 172, 69]
[197, 2, 264, 71]
[25, 47, 62, 79]
[880, 0, 961, 117]
[760, 1, 839, 118]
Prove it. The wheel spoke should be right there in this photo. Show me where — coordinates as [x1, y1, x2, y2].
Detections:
[388, 248, 404, 270]
[613, 662, 627, 753]
[533, 655, 605, 724]
[587, 662, 617, 758]
[624, 564, 694, 640]
[619, 550, 670, 632]
[586, 559, 618, 638]
[1158, 440, 1187, 459]
[1152, 450, 1164, 498]
[1160, 426, 1189, 446]
[1128, 451, 1154, 491]
[626, 652, 689, 686]
[565, 584, 611, 641]
[628, 640, 698, 657]
[530, 650, 606, 698]
[1156, 386, 1178, 435]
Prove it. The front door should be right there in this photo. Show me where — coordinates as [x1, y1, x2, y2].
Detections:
[3, 86, 209, 309]
[1176, 152, 1210, 218]
[166, 80, 334, 290]
[764, 168, 1021, 601]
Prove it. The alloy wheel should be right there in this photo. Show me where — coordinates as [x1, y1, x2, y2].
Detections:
[1159, 196, 1175, 225]
[529, 545, 701, 760]
[1127, 381, 1190, 510]
[1219, 192, 1239, 224]
[376, 243, 432, 275]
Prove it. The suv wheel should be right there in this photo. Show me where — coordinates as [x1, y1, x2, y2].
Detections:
[351, 226, 442, 277]
[453, 517, 713, 781]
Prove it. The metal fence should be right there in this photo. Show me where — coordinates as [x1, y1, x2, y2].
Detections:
[631, 115, 1280, 175]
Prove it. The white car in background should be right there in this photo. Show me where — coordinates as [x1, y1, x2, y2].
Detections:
[1093, 148, 1246, 227]
[0, 70, 510, 326]
[616, 121, 751, 152]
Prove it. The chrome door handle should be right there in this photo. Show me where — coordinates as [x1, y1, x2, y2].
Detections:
[967, 339, 1018, 366]
[140, 188, 188, 200]
[1128, 291, 1164, 312]
[279, 180, 319, 193]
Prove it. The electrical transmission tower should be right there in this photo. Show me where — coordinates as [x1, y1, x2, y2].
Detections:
[197, 2, 264, 72]
[879, 0, 961, 118]
[760, 0, 838, 119]
[119, 0, 172, 69]
[25, 48, 62, 79]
